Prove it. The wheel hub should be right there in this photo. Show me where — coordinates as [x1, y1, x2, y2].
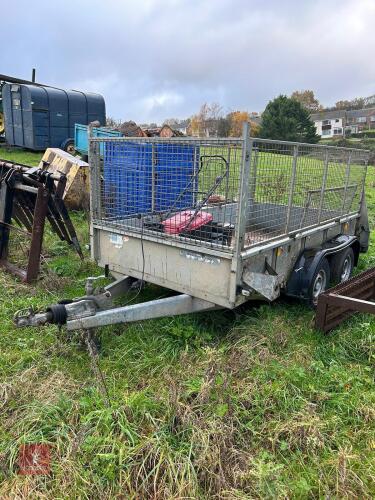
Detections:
[341, 256, 352, 282]
[312, 270, 327, 304]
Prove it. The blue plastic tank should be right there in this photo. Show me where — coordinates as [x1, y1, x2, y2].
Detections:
[2, 83, 105, 150]
[103, 141, 197, 218]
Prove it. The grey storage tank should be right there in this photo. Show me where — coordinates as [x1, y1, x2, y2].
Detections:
[2, 83, 105, 151]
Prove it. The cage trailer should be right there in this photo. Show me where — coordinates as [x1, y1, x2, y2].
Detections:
[15, 123, 370, 332]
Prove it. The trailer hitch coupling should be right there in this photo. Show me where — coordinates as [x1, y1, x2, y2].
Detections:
[14, 298, 100, 328]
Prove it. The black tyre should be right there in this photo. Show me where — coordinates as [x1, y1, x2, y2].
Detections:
[308, 258, 330, 307]
[61, 138, 75, 155]
[330, 247, 354, 285]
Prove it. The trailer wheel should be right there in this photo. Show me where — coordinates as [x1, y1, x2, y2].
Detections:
[330, 247, 354, 285]
[308, 258, 330, 307]
[61, 139, 75, 155]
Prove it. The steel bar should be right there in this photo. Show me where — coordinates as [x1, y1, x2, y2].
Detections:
[25, 186, 49, 282]
[90, 135, 370, 151]
[341, 151, 352, 214]
[317, 149, 329, 224]
[66, 294, 217, 331]
[285, 145, 298, 233]
[315, 267, 375, 332]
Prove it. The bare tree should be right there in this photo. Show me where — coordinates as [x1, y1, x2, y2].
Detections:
[189, 103, 223, 137]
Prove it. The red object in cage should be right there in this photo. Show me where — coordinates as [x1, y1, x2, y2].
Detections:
[163, 210, 213, 234]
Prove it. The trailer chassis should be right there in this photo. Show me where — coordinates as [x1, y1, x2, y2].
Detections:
[14, 275, 217, 330]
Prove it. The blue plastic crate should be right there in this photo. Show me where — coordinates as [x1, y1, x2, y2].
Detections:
[103, 141, 197, 218]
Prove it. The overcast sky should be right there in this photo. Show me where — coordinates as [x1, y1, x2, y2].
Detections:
[2, 0, 374, 123]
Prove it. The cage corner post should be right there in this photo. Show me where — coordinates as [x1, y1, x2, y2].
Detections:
[229, 122, 252, 304]
[88, 124, 101, 263]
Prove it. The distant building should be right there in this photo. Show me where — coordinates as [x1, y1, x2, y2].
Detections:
[311, 108, 375, 137]
[346, 109, 375, 134]
[173, 120, 190, 135]
[118, 121, 147, 137]
[159, 124, 184, 137]
[142, 125, 184, 137]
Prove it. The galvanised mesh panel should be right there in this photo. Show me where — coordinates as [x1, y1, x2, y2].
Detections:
[90, 134, 369, 254]
[244, 139, 369, 248]
[91, 136, 243, 253]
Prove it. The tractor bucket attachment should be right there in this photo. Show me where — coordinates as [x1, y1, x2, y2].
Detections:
[0, 159, 83, 283]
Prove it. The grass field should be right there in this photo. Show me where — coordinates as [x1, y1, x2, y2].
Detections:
[0, 148, 374, 498]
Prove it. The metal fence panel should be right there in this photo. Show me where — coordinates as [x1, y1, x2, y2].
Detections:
[90, 133, 369, 255]
[91, 136, 243, 253]
[243, 139, 369, 248]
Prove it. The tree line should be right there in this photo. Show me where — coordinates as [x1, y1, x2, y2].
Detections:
[108, 90, 374, 145]
[172, 96, 318, 143]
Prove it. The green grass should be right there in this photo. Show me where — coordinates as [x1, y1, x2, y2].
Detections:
[0, 147, 43, 166]
[0, 149, 374, 498]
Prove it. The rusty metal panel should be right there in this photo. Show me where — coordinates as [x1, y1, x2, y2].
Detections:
[0, 159, 83, 283]
[315, 267, 375, 332]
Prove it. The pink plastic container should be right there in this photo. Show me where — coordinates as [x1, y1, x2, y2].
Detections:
[162, 210, 213, 235]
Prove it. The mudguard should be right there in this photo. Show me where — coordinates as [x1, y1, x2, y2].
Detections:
[285, 235, 358, 300]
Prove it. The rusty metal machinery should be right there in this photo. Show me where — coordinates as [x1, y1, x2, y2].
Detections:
[315, 267, 375, 332]
[0, 159, 83, 283]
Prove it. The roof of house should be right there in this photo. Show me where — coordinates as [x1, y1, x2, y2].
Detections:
[174, 120, 190, 129]
[143, 125, 185, 137]
[346, 107, 375, 119]
[311, 107, 375, 122]
[310, 110, 346, 121]
[118, 121, 144, 137]
[143, 127, 161, 136]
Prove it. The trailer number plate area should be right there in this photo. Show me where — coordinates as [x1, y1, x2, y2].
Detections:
[180, 250, 220, 266]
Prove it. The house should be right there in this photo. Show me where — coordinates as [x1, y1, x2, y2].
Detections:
[346, 108, 375, 134]
[142, 125, 184, 137]
[311, 108, 375, 137]
[159, 125, 184, 137]
[173, 120, 190, 135]
[310, 110, 346, 138]
[118, 121, 147, 137]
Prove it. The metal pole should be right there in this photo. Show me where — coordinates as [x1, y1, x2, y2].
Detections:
[318, 149, 329, 224]
[151, 143, 155, 212]
[31, 68, 36, 83]
[88, 124, 100, 261]
[285, 145, 299, 233]
[229, 122, 252, 305]
[25, 186, 49, 282]
[341, 151, 352, 214]
[234, 122, 252, 252]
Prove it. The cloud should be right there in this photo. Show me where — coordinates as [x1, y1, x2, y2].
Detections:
[2, 0, 374, 122]
[141, 92, 184, 113]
